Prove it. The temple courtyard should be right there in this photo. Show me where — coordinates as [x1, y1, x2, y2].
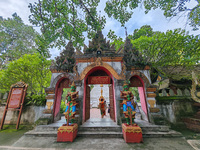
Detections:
[0, 108, 200, 150]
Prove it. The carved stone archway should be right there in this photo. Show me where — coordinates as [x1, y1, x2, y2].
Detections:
[78, 58, 125, 81]
[51, 73, 74, 88]
[128, 70, 150, 87]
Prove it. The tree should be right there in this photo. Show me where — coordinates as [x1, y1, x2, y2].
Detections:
[105, 0, 200, 30]
[28, 0, 106, 49]
[29, 0, 200, 50]
[130, 28, 200, 79]
[0, 13, 40, 67]
[129, 25, 156, 40]
[0, 53, 51, 94]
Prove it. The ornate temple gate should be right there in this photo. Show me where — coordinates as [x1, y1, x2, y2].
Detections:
[129, 75, 149, 121]
[84, 67, 116, 122]
[53, 78, 70, 121]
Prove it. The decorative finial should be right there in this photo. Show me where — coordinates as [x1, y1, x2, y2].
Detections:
[125, 27, 127, 38]
[123, 80, 129, 87]
[71, 81, 75, 87]
[100, 84, 103, 96]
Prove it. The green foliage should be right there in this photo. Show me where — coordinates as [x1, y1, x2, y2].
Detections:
[105, 0, 139, 26]
[129, 87, 140, 102]
[0, 13, 39, 67]
[130, 28, 200, 78]
[129, 25, 156, 40]
[60, 88, 71, 114]
[28, 0, 105, 49]
[25, 94, 46, 106]
[107, 30, 124, 50]
[28, 1, 200, 50]
[105, 0, 200, 30]
[143, 0, 200, 30]
[90, 85, 94, 91]
[61, 88, 71, 101]
[0, 53, 51, 93]
[60, 100, 66, 114]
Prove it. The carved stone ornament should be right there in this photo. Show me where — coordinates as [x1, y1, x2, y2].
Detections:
[191, 71, 200, 103]
[46, 102, 53, 110]
[11, 81, 28, 88]
[73, 65, 80, 80]
[78, 58, 125, 80]
[95, 57, 103, 66]
[129, 70, 150, 87]
[120, 62, 126, 78]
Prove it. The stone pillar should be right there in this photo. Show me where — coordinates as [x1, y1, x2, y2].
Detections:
[146, 87, 160, 113]
[114, 79, 124, 125]
[44, 88, 55, 114]
[75, 80, 84, 125]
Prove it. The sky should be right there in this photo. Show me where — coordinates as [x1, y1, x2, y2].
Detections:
[0, 0, 199, 59]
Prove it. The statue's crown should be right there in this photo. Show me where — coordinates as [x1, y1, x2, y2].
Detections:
[123, 81, 129, 87]
[71, 81, 76, 87]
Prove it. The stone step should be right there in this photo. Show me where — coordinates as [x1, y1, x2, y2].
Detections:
[140, 125, 169, 132]
[142, 130, 182, 138]
[35, 125, 59, 132]
[24, 130, 182, 138]
[79, 126, 121, 132]
[78, 131, 123, 138]
[34, 124, 169, 133]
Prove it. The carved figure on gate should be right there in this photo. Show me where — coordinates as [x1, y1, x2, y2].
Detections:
[98, 85, 107, 118]
[64, 81, 79, 125]
[121, 81, 136, 125]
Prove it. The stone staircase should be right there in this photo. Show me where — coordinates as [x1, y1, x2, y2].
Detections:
[24, 118, 182, 138]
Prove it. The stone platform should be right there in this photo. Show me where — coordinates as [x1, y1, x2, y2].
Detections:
[24, 117, 182, 138]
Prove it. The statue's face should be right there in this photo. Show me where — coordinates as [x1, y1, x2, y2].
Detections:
[123, 85, 129, 91]
[71, 86, 76, 92]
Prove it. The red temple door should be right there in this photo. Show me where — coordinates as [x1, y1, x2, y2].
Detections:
[85, 85, 90, 121]
[109, 85, 115, 121]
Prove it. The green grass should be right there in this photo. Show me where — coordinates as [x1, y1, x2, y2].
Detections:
[0, 125, 33, 146]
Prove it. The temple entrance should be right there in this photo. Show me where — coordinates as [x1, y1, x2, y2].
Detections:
[53, 78, 70, 122]
[83, 67, 116, 123]
[130, 75, 149, 121]
[89, 84, 110, 118]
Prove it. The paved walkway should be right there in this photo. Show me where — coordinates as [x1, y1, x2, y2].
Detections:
[0, 108, 199, 150]
[0, 136, 196, 150]
[90, 108, 110, 119]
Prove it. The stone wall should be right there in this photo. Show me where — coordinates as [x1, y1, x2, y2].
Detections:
[156, 96, 196, 124]
[0, 106, 45, 124]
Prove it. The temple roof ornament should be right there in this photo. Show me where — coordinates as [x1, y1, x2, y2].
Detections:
[83, 31, 116, 54]
[50, 41, 75, 73]
[123, 37, 146, 69]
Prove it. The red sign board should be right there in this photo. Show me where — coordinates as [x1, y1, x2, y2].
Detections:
[88, 76, 110, 84]
[8, 88, 23, 108]
[0, 81, 28, 130]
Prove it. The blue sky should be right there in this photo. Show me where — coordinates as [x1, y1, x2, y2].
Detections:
[0, 0, 199, 59]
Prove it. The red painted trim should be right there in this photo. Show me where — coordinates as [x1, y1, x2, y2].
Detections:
[83, 66, 116, 122]
[112, 78, 116, 122]
[53, 77, 69, 120]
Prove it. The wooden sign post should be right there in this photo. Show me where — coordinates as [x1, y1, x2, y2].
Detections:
[0, 81, 28, 130]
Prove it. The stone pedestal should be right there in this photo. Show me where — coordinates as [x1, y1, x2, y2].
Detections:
[57, 123, 78, 142]
[122, 123, 143, 143]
